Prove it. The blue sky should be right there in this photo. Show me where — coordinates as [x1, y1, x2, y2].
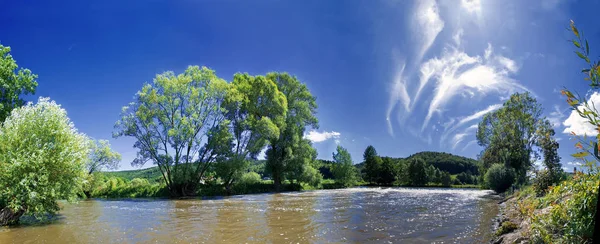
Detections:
[2, 0, 600, 171]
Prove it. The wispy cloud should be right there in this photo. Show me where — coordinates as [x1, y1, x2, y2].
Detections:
[413, 0, 445, 65]
[548, 104, 566, 128]
[387, 61, 410, 137]
[421, 44, 528, 131]
[304, 130, 341, 143]
[563, 92, 600, 136]
[442, 103, 502, 143]
[461, 140, 478, 152]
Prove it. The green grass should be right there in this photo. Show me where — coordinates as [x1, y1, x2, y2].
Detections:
[102, 166, 163, 182]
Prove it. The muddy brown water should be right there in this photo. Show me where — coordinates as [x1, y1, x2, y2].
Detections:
[0, 187, 498, 243]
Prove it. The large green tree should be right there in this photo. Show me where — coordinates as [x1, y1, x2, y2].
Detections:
[332, 145, 358, 187]
[363, 145, 381, 184]
[217, 73, 287, 191]
[407, 158, 428, 186]
[0, 98, 88, 226]
[114, 66, 229, 196]
[476, 92, 558, 186]
[265, 72, 318, 190]
[0, 44, 38, 122]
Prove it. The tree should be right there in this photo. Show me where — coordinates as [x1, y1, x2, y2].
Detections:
[425, 164, 436, 183]
[477, 92, 557, 185]
[0, 98, 88, 226]
[265, 72, 318, 191]
[284, 139, 319, 185]
[0, 44, 38, 123]
[218, 73, 287, 192]
[440, 171, 452, 187]
[332, 145, 357, 187]
[114, 66, 229, 196]
[407, 158, 428, 186]
[86, 139, 122, 174]
[363, 145, 381, 184]
[378, 156, 396, 185]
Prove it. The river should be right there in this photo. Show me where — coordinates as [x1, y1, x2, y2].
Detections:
[0, 187, 498, 243]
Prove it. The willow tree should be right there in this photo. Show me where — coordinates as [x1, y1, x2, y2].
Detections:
[0, 44, 38, 122]
[0, 98, 88, 226]
[114, 66, 228, 196]
[216, 73, 287, 191]
[264, 72, 318, 190]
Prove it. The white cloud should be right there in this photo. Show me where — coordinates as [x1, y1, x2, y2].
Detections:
[461, 140, 478, 152]
[420, 45, 529, 131]
[387, 61, 410, 137]
[461, 0, 482, 20]
[443, 104, 502, 139]
[452, 133, 469, 149]
[304, 130, 341, 143]
[567, 161, 583, 166]
[548, 104, 565, 128]
[563, 92, 600, 136]
[413, 0, 445, 64]
[453, 28, 464, 46]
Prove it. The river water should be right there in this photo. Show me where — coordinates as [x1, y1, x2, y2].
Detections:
[0, 187, 498, 243]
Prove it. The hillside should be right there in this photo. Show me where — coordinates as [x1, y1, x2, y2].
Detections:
[101, 151, 479, 181]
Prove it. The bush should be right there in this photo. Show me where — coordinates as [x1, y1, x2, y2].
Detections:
[496, 221, 518, 236]
[528, 172, 599, 243]
[299, 165, 323, 187]
[238, 172, 261, 185]
[533, 169, 560, 196]
[485, 164, 515, 193]
[440, 171, 452, 187]
[0, 98, 89, 225]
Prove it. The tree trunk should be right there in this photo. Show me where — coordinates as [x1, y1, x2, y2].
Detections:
[0, 207, 24, 226]
[273, 173, 282, 192]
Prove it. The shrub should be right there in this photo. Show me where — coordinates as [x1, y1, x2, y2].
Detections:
[0, 98, 89, 225]
[484, 164, 515, 193]
[533, 169, 560, 196]
[496, 221, 518, 236]
[529, 172, 598, 243]
[299, 165, 323, 187]
[440, 171, 452, 187]
[239, 172, 261, 185]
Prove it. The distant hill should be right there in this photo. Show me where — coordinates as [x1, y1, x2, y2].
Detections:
[353, 151, 479, 175]
[102, 151, 480, 180]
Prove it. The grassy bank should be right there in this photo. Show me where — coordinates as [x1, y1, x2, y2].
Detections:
[494, 172, 599, 243]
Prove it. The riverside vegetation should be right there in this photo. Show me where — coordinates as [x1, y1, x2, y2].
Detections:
[0, 20, 598, 244]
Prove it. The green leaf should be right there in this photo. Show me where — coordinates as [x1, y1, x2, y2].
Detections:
[586, 40, 589, 54]
[582, 69, 591, 73]
[572, 152, 589, 158]
[576, 51, 586, 60]
[573, 40, 581, 48]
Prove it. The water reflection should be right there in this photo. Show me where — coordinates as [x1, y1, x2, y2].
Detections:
[0, 187, 498, 243]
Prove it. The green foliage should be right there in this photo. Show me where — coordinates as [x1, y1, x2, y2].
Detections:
[518, 173, 599, 243]
[332, 145, 358, 187]
[363, 145, 382, 184]
[89, 176, 166, 198]
[0, 44, 38, 122]
[496, 221, 518, 236]
[298, 165, 322, 187]
[407, 158, 428, 186]
[406, 151, 479, 175]
[477, 92, 559, 186]
[114, 66, 230, 196]
[238, 172, 261, 185]
[533, 169, 564, 196]
[377, 157, 397, 185]
[219, 72, 288, 190]
[0, 98, 88, 224]
[440, 171, 452, 187]
[484, 164, 515, 193]
[265, 72, 318, 189]
[86, 139, 121, 174]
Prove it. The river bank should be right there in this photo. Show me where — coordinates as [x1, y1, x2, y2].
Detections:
[491, 172, 598, 243]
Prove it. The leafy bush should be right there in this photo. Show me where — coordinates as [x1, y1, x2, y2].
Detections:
[496, 221, 518, 236]
[90, 176, 166, 198]
[0, 98, 88, 225]
[440, 171, 452, 187]
[485, 164, 515, 193]
[528, 172, 598, 243]
[239, 172, 261, 185]
[533, 169, 562, 196]
[299, 165, 323, 187]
